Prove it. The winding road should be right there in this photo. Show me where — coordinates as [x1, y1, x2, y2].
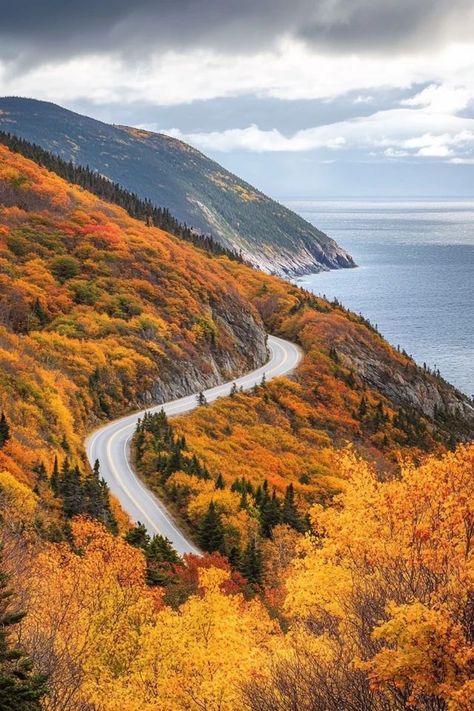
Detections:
[85, 335, 302, 555]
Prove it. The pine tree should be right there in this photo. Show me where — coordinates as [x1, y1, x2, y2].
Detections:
[239, 490, 248, 510]
[33, 462, 47, 483]
[198, 501, 225, 553]
[215, 473, 225, 490]
[358, 395, 368, 419]
[126, 526, 181, 586]
[228, 546, 241, 568]
[239, 538, 263, 587]
[329, 345, 340, 363]
[148, 535, 181, 565]
[0, 413, 10, 449]
[62, 464, 82, 518]
[259, 487, 281, 537]
[254, 484, 263, 508]
[197, 391, 207, 406]
[282, 483, 305, 532]
[59, 457, 70, 494]
[0, 564, 46, 709]
[94, 479, 118, 534]
[31, 298, 47, 327]
[125, 523, 150, 551]
[164, 446, 183, 479]
[49, 457, 117, 533]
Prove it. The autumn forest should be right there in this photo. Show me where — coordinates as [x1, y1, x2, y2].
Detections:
[0, 136, 473, 711]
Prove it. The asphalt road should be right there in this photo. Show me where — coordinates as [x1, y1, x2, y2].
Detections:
[85, 334, 303, 556]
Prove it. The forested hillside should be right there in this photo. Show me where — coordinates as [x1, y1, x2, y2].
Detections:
[134, 260, 474, 575]
[0, 143, 267, 486]
[0, 143, 473, 711]
[0, 96, 355, 276]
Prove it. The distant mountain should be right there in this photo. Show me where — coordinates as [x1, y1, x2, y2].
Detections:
[0, 97, 355, 276]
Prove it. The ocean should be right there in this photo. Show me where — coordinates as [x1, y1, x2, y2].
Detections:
[287, 199, 474, 397]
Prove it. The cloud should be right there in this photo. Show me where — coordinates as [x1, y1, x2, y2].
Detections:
[162, 108, 474, 163]
[1, 40, 473, 109]
[178, 124, 324, 152]
[403, 130, 474, 158]
[0, 0, 473, 186]
[162, 124, 346, 152]
[1, 0, 474, 69]
[401, 84, 472, 113]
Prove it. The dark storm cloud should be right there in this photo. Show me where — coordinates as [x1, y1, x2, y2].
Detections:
[0, 0, 472, 67]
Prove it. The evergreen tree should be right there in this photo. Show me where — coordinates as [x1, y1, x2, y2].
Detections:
[345, 370, 356, 388]
[147, 534, 181, 565]
[259, 487, 281, 537]
[0, 414, 10, 450]
[125, 523, 150, 551]
[215, 473, 225, 490]
[239, 538, 263, 587]
[33, 462, 47, 483]
[135, 410, 213, 484]
[61, 465, 82, 518]
[254, 484, 263, 508]
[31, 298, 47, 327]
[49, 457, 117, 533]
[197, 391, 207, 407]
[358, 395, 368, 419]
[198, 502, 225, 553]
[228, 546, 241, 569]
[94, 479, 118, 534]
[59, 457, 70, 492]
[164, 446, 183, 480]
[282, 483, 305, 532]
[0, 564, 46, 709]
[239, 490, 248, 510]
[133, 539, 173, 587]
[125, 526, 181, 586]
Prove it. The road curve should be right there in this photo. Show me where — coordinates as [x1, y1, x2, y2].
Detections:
[85, 335, 302, 556]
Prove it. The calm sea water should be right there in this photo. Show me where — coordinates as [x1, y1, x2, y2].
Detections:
[287, 199, 474, 397]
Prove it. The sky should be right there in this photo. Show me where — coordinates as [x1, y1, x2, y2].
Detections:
[1, 0, 474, 197]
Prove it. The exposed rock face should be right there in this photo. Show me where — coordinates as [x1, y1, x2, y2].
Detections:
[255, 235, 355, 277]
[139, 301, 268, 407]
[341, 338, 474, 438]
[0, 96, 355, 278]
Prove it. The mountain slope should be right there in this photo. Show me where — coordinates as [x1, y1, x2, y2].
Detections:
[0, 143, 267, 476]
[0, 96, 355, 276]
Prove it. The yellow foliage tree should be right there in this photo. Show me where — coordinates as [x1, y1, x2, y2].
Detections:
[0, 469, 38, 523]
[105, 567, 276, 711]
[254, 445, 474, 711]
